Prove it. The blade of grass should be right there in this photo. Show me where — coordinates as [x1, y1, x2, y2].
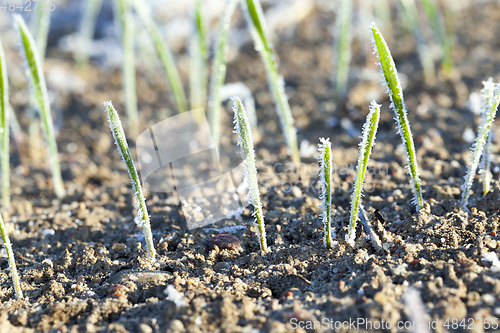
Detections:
[232, 97, 268, 252]
[347, 101, 380, 247]
[318, 138, 333, 249]
[480, 78, 495, 196]
[241, 0, 300, 164]
[31, 5, 51, 60]
[115, 0, 139, 135]
[15, 15, 65, 199]
[105, 101, 156, 262]
[333, 0, 352, 100]
[0, 38, 9, 210]
[220, 82, 257, 127]
[0, 213, 23, 299]
[132, 0, 187, 113]
[76, 0, 103, 69]
[370, 22, 423, 211]
[208, 0, 239, 149]
[189, 0, 208, 111]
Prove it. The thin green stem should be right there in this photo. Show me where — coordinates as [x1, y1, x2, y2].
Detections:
[0, 38, 9, 210]
[318, 138, 333, 249]
[189, 0, 208, 112]
[76, 0, 103, 69]
[334, 0, 352, 100]
[0, 213, 22, 299]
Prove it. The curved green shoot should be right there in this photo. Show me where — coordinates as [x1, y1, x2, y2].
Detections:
[115, 0, 139, 135]
[76, 0, 103, 69]
[480, 78, 495, 196]
[189, 0, 208, 111]
[0, 38, 10, 210]
[318, 138, 333, 249]
[15, 15, 65, 199]
[132, 0, 187, 113]
[232, 97, 268, 252]
[220, 82, 257, 127]
[461, 82, 500, 209]
[242, 0, 300, 164]
[370, 22, 423, 211]
[334, 0, 352, 100]
[105, 101, 156, 262]
[31, 5, 51, 60]
[0, 214, 23, 299]
[208, 0, 239, 149]
[347, 101, 380, 247]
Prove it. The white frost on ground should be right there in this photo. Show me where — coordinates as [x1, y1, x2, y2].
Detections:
[164, 285, 187, 308]
[482, 252, 500, 272]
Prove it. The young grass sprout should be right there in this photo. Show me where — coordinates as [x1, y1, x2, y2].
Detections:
[480, 78, 495, 196]
[0, 38, 10, 210]
[15, 15, 65, 199]
[76, 0, 103, 69]
[105, 101, 156, 262]
[318, 138, 334, 249]
[232, 97, 268, 252]
[333, 0, 352, 100]
[0, 213, 23, 299]
[189, 0, 208, 111]
[370, 22, 423, 211]
[460, 81, 500, 210]
[242, 0, 300, 164]
[347, 101, 380, 247]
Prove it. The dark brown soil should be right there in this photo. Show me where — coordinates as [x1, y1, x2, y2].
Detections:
[1, 1, 500, 332]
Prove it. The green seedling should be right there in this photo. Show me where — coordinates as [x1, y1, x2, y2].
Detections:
[421, 0, 454, 74]
[241, 0, 300, 164]
[371, 22, 423, 211]
[133, 0, 187, 113]
[232, 97, 268, 252]
[333, 0, 352, 100]
[0, 38, 10, 210]
[0, 213, 23, 299]
[461, 82, 500, 209]
[31, 5, 51, 60]
[76, 0, 103, 69]
[220, 82, 257, 127]
[208, 0, 239, 148]
[480, 78, 495, 196]
[189, 0, 208, 111]
[105, 101, 156, 262]
[347, 101, 381, 247]
[15, 15, 65, 199]
[318, 138, 334, 249]
[115, 0, 139, 135]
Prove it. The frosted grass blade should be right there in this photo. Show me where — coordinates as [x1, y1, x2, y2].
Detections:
[318, 138, 333, 249]
[241, 0, 300, 164]
[370, 22, 423, 211]
[76, 0, 103, 69]
[133, 0, 187, 113]
[347, 101, 380, 247]
[0, 38, 10, 210]
[31, 5, 51, 60]
[480, 78, 495, 196]
[189, 0, 208, 111]
[232, 97, 268, 252]
[15, 15, 65, 199]
[220, 82, 257, 127]
[105, 101, 156, 262]
[333, 0, 352, 100]
[208, 0, 239, 148]
[0, 214, 23, 299]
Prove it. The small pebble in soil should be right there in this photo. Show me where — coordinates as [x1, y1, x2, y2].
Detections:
[207, 234, 242, 251]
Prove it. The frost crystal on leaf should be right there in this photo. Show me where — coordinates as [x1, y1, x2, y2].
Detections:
[318, 137, 333, 248]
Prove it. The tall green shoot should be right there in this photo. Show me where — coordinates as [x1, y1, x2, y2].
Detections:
[189, 0, 208, 111]
[370, 22, 423, 211]
[241, 0, 300, 164]
[232, 97, 268, 252]
[105, 101, 156, 262]
[347, 101, 380, 247]
[0, 38, 10, 210]
[0, 214, 23, 299]
[208, 0, 239, 148]
[318, 138, 333, 249]
[76, 0, 103, 69]
[480, 78, 495, 196]
[461, 82, 500, 209]
[333, 0, 352, 100]
[15, 15, 65, 199]
[31, 5, 52, 60]
[115, 0, 139, 135]
[132, 0, 187, 113]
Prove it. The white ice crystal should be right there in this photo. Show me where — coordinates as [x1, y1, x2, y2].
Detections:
[318, 137, 333, 248]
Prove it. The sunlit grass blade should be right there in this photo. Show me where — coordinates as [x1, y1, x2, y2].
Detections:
[347, 101, 380, 247]
[370, 22, 423, 211]
[15, 15, 65, 199]
[76, 0, 103, 69]
[208, 0, 239, 148]
[318, 138, 333, 249]
[242, 0, 300, 164]
[132, 0, 187, 113]
[0, 38, 9, 210]
[232, 97, 268, 252]
[0, 214, 23, 299]
[115, 0, 139, 135]
[333, 0, 352, 100]
[480, 78, 495, 196]
[31, 5, 51, 60]
[461, 82, 500, 209]
[189, 0, 208, 111]
[220, 82, 257, 127]
[105, 101, 156, 262]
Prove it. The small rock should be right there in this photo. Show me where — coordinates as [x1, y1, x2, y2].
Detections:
[483, 294, 495, 305]
[291, 186, 302, 198]
[139, 323, 153, 333]
[214, 262, 230, 272]
[169, 319, 185, 332]
[391, 264, 407, 276]
[207, 234, 242, 251]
